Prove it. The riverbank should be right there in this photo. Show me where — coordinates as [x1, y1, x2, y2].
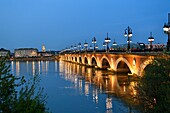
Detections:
[8, 56, 58, 61]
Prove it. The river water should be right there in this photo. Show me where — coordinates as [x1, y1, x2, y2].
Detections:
[9, 60, 140, 113]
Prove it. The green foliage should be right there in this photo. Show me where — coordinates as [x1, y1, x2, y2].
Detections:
[136, 59, 170, 113]
[0, 58, 50, 113]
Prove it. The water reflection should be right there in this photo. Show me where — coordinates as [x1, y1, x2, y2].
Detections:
[16, 61, 20, 76]
[58, 61, 139, 112]
[10, 60, 139, 113]
[10, 61, 57, 77]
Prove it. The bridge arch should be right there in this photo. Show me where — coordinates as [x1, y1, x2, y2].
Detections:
[138, 58, 153, 76]
[91, 57, 97, 67]
[84, 57, 88, 65]
[102, 58, 111, 69]
[75, 57, 77, 62]
[115, 57, 133, 74]
[79, 57, 82, 63]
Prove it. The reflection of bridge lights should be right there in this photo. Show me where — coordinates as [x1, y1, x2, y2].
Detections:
[11, 61, 14, 74]
[16, 61, 20, 76]
[99, 84, 103, 93]
[123, 84, 126, 93]
[85, 82, 89, 96]
[79, 80, 82, 94]
[130, 82, 137, 96]
[45, 61, 49, 73]
[55, 61, 58, 72]
[38, 61, 41, 75]
[32, 61, 35, 76]
[106, 97, 112, 110]
[74, 77, 78, 88]
[93, 88, 98, 103]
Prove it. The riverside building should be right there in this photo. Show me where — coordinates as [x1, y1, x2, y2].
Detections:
[14, 48, 38, 58]
[0, 48, 10, 57]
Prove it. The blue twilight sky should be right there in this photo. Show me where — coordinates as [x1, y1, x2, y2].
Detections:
[0, 0, 170, 52]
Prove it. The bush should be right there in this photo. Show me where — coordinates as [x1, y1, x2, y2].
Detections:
[136, 59, 170, 113]
[0, 58, 50, 113]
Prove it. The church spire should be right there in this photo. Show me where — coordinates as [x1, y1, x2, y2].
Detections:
[42, 44, 46, 52]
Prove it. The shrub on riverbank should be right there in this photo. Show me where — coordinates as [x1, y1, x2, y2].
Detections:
[0, 58, 50, 113]
[136, 59, 170, 113]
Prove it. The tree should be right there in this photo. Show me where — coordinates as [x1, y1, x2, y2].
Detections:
[136, 59, 170, 113]
[0, 57, 50, 113]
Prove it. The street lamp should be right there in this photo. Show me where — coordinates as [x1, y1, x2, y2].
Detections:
[78, 42, 81, 52]
[124, 26, 133, 52]
[104, 33, 111, 52]
[112, 39, 117, 50]
[112, 39, 117, 46]
[70, 45, 73, 52]
[103, 42, 106, 50]
[148, 32, 154, 50]
[95, 45, 99, 50]
[163, 13, 170, 51]
[89, 45, 93, 50]
[84, 40, 88, 52]
[74, 44, 77, 52]
[92, 37, 97, 52]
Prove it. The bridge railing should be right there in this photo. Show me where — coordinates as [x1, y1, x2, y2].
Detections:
[59, 48, 165, 55]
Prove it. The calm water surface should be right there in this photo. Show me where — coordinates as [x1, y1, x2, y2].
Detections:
[9, 61, 140, 113]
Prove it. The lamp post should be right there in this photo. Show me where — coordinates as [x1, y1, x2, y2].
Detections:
[103, 42, 106, 50]
[112, 39, 117, 50]
[92, 37, 97, 52]
[78, 42, 81, 52]
[148, 32, 154, 50]
[124, 26, 133, 52]
[74, 44, 77, 52]
[95, 45, 99, 50]
[89, 45, 93, 51]
[105, 33, 111, 52]
[84, 41, 88, 52]
[70, 45, 73, 52]
[163, 13, 170, 51]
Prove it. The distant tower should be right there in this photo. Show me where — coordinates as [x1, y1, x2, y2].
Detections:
[42, 44, 46, 52]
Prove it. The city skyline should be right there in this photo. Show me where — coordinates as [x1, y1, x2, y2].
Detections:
[0, 0, 170, 51]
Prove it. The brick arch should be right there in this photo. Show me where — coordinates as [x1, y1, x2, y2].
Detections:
[91, 56, 98, 67]
[78, 56, 82, 63]
[84, 57, 89, 65]
[115, 57, 133, 74]
[99, 55, 111, 69]
[138, 58, 153, 76]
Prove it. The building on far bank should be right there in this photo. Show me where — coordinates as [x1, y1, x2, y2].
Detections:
[42, 44, 46, 52]
[14, 48, 38, 58]
[38, 50, 59, 57]
[144, 43, 164, 50]
[0, 48, 10, 57]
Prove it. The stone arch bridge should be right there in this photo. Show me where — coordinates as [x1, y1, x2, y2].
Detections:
[59, 53, 168, 76]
